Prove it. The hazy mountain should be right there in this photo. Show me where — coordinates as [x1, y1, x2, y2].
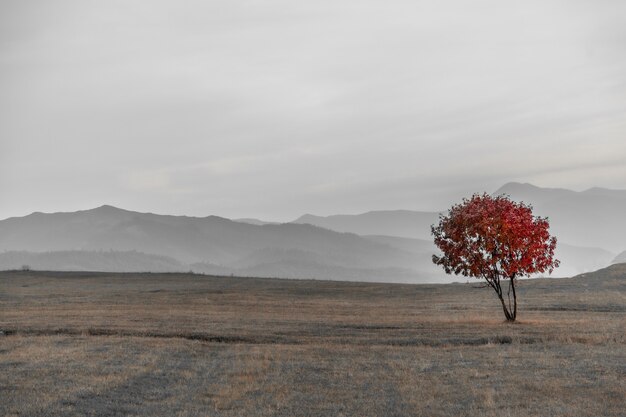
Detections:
[0, 206, 444, 282]
[291, 183, 626, 256]
[189, 243, 441, 282]
[0, 250, 184, 273]
[292, 210, 440, 240]
[611, 251, 626, 264]
[363, 235, 435, 254]
[290, 183, 626, 277]
[495, 182, 626, 253]
[2, 181, 621, 281]
[552, 243, 615, 277]
[234, 218, 279, 226]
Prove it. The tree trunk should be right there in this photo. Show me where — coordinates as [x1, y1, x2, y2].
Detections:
[510, 277, 517, 321]
[490, 277, 516, 321]
[497, 293, 514, 321]
[485, 274, 517, 322]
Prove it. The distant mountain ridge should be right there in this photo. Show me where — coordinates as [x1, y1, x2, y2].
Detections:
[292, 210, 440, 240]
[1, 182, 623, 281]
[234, 218, 279, 226]
[0, 205, 443, 282]
[289, 183, 626, 277]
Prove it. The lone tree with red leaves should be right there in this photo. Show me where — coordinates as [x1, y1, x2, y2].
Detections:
[431, 193, 559, 321]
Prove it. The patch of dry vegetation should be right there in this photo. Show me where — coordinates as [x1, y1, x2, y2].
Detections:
[1, 267, 625, 416]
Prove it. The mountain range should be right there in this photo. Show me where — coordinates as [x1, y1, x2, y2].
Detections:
[0, 205, 441, 282]
[0, 182, 623, 282]
[290, 183, 625, 277]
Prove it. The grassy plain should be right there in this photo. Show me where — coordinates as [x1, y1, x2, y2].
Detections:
[1, 266, 625, 416]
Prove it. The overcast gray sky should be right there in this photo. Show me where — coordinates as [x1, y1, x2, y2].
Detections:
[2, 0, 625, 221]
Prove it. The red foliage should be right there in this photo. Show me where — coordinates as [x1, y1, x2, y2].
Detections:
[432, 194, 559, 321]
[432, 193, 559, 280]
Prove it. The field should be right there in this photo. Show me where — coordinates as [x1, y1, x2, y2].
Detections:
[1, 267, 625, 417]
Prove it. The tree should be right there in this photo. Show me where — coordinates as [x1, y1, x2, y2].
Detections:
[431, 193, 559, 321]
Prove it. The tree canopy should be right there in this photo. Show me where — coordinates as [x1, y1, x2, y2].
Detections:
[431, 193, 559, 321]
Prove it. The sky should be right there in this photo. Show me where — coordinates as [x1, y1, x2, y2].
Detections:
[2, 0, 625, 221]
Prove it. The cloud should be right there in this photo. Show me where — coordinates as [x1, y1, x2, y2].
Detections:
[1, 0, 625, 220]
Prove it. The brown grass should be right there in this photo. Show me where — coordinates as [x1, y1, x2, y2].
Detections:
[1, 269, 625, 416]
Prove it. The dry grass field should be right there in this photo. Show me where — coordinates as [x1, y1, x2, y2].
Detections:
[1, 266, 625, 416]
